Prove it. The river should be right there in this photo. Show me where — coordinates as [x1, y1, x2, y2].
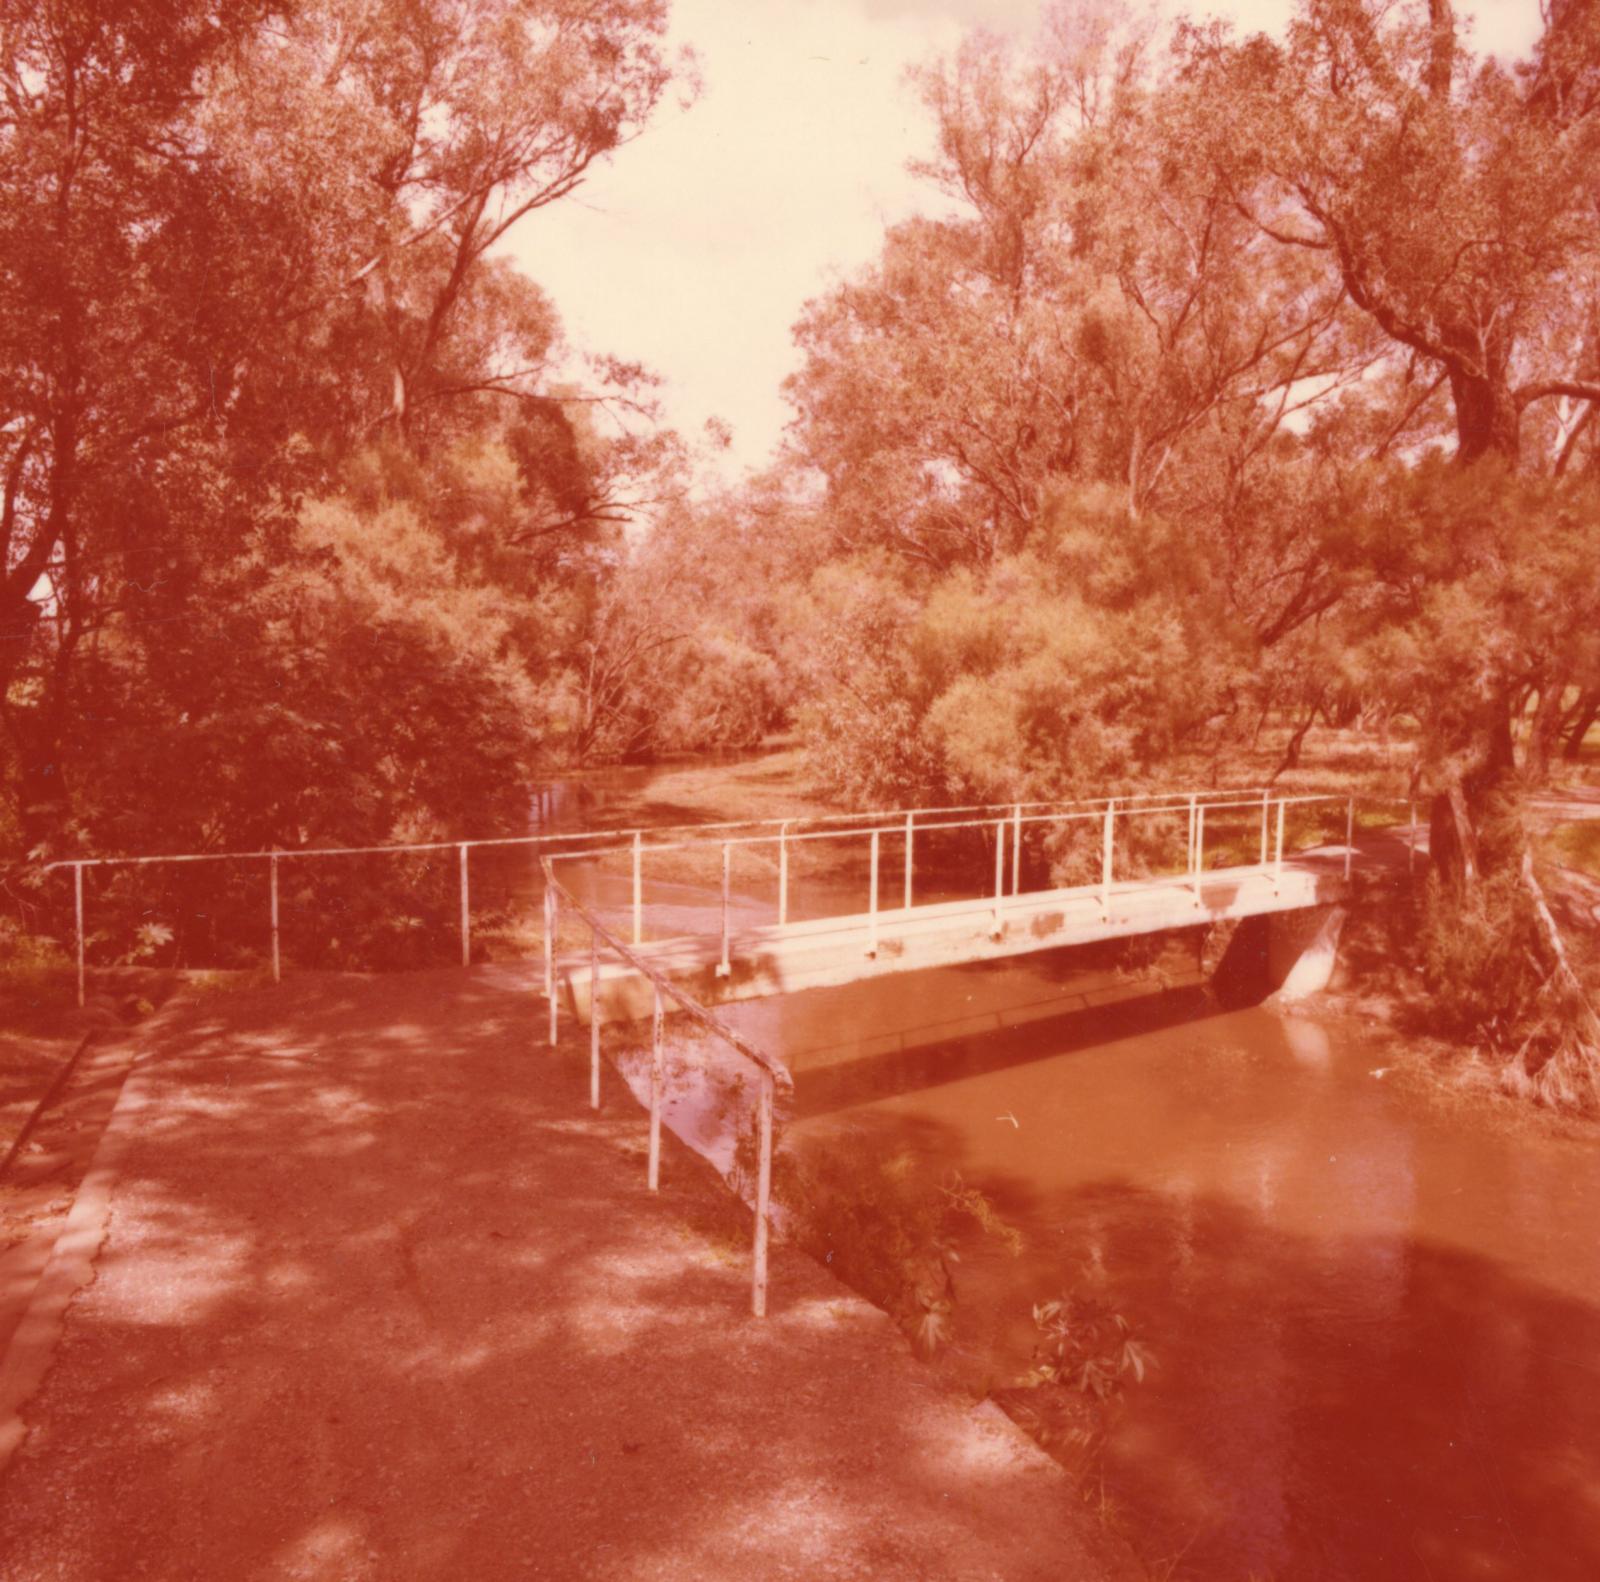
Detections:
[550, 764, 1600, 1580]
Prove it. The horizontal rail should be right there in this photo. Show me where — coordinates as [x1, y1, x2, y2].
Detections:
[549, 790, 1420, 977]
[43, 786, 1415, 1009]
[35, 784, 1287, 873]
[546, 791, 1368, 864]
[541, 860, 792, 1096]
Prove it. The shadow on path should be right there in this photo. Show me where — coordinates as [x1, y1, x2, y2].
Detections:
[0, 969, 1134, 1582]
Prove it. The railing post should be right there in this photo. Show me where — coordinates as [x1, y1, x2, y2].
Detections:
[1194, 803, 1206, 904]
[1345, 797, 1355, 879]
[778, 822, 789, 927]
[1274, 799, 1285, 887]
[74, 863, 85, 1009]
[752, 1071, 773, 1318]
[992, 819, 1005, 936]
[270, 854, 281, 985]
[543, 883, 553, 1004]
[1259, 789, 1269, 868]
[903, 812, 913, 910]
[458, 843, 470, 967]
[1188, 793, 1197, 874]
[867, 829, 880, 957]
[1101, 802, 1114, 918]
[548, 885, 560, 1047]
[648, 985, 663, 1191]
[1011, 803, 1022, 895]
[632, 830, 643, 945]
[1409, 801, 1417, 877]
[718, 842, 732, 977]
[589, 926, 601, 1111]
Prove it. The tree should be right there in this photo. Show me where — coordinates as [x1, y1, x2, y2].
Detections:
[1185, 0, 1600, 467]
[781, 7, 1373, 803]
[1179, 0, 1600, 861]
[1, 0, 685, 865]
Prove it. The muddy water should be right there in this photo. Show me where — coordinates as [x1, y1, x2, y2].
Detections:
[696, 952, 1600, 1582]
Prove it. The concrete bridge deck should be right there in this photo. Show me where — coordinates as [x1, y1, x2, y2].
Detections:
[565, 850, 1371, 1024]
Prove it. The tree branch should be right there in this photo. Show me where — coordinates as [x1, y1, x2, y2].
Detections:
[1516, 378, 1600, 409]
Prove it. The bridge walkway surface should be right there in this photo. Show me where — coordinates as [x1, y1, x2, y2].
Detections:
[566, 823, 1423, 1024]
[0, 968, 1136, 1582]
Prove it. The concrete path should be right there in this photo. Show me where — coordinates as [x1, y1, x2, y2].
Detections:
[0, 969, 1133, 1582]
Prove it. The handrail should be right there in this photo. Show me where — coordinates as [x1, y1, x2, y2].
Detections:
[40, 785, 1418, 1011]
[35, 784, 1282, 872]
[542, 856, 789, 1319]
[541, 860, 791, 1093]
[547, 791, 1358, 859]
[551, 792, 1420, 962]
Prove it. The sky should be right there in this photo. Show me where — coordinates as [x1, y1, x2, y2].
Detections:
[506, 0, 1547, 486]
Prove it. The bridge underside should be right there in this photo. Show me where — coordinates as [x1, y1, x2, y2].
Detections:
[564, 857, 1353, 1025]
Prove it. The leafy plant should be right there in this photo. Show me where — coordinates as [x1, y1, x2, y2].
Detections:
[1025, 1291, 1154, 1404]
[118, 921, 175, 967]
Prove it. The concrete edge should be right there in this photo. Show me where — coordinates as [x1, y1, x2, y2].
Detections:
[0, 1033, 160, 1478]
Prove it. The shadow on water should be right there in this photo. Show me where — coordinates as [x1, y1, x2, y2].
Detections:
[792, 980, 1218, 1120]
[771, 966, 1600, 1582]
[1045, 1179, 1600, 1582]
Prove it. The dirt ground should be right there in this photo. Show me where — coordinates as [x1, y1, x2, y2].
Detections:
[0, 966, 1136, 1582]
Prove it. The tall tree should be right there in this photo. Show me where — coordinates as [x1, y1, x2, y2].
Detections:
[1, 0, 682, 859]
[1179, 0, 1600, 866]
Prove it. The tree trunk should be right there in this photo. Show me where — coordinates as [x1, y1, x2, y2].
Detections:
[1525, 677, 1568, 786]
[1564, 688, 1599, 761]
[1429, 783, 1479, 889]
[1429, 694, 1519, 890]
[1272, 699, 1317, 778]
[1450, 369, 1521, 466]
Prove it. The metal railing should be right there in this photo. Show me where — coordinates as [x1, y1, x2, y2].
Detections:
[542, 857, 793, 1318]
[37, 783, 1301, 1007]
[548, 791, 1423, 976]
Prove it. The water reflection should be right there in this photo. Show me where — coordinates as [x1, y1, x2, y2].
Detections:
[705, 954, 1600, 1580]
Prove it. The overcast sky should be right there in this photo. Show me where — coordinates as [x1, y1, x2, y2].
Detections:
[506, 0, 1545, 486]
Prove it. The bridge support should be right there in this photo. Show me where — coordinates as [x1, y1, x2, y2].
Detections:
[1266, 904, 1347, 1000]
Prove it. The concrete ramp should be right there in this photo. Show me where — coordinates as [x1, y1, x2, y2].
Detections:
[565, 858, 1354, 1024]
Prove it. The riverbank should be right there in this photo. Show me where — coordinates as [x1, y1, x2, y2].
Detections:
[0, 967, 1140, 1582]
[1310, 863, 1600, 1121]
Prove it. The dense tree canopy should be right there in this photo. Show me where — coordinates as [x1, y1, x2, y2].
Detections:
[1, 0, 683, 870]
[778, 0, 1600, 824]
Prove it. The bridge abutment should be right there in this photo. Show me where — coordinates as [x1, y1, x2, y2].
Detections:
[1265, 904, 1347, 1000]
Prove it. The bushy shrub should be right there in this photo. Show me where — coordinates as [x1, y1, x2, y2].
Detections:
[1417, 869, 1549, 1053]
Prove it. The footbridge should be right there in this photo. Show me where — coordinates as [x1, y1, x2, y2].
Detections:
[547, 790, 1422, 1029]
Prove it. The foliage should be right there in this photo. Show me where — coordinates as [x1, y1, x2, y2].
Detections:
[788, 486, 1235, 808]
[1024, 1291, 1153, 1403]
[776, 0, 1600, 814]
[566, 487, 805, 761]
[0, 914, 73, 1019]
[0, 0, 691, 967]
[1417, 870, 1551, 1059]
